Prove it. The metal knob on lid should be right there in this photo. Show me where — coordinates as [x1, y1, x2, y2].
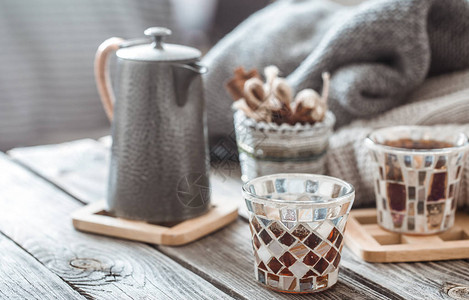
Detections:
[144, 27, 172, 50]
[116, 26, 201, 62]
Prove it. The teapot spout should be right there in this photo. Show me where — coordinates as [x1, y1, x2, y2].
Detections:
[172, 62, 208, 106]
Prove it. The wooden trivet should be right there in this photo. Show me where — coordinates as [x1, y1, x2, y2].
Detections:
[72, 199, 238, 246]
[345, 208, 469, 263]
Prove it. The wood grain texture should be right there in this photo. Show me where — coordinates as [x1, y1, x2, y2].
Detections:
[0, 234, 83, 300]
[159, 219, 398, 300]
[346, 209, 469, 262]
[72, 199, 238, 246]
[0, 153, 232, 300]
[8, 139, 109, 204]
[9, 138, 469, 300]
[339, 249, 469, 300]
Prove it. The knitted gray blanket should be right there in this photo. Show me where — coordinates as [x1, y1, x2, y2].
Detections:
[202, 0, 469, 144]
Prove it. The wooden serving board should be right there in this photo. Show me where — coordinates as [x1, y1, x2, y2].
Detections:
[345, 208, 469, 263]
[72, 198, 238, 246]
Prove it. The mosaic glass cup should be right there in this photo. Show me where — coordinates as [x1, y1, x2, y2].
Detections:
[243, 174, 354, 293]
[365, 126, 469, 234]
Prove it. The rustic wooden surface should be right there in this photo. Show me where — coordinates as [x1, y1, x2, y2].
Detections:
[0, 153, 231, 300]
[8, 139, 109, 205]
[345, 209, 469, 263]
[3, 138, 469, 299]
[72, 199, 238, 246]
[0, 234, 82, 300]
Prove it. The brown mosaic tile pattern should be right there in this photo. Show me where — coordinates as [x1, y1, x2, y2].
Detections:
[247, 213, 347, 293]
[268, 222, 285, 238]
[369, 146, 467, 234]
[303, 251, 320, 266]
[303, 232, 322, 249]
[279, 268, 294, 277]
[290, 242, 309, 259]
[278, 232, 296, 247]
[244, 174, 354, 293]
[259, 229, 272, 245]
[291, 224, 310, 240]
[279, 252, 296, 267]
[267, 257, 283, 274]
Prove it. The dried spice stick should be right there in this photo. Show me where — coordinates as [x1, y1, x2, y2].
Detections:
[232, 99, 270, 121]
[291, 72, 330, 124]
[227, 65, 330, 125]
[292, 89, 321, 124]
[225, 67, 261, 101]
[244, 77, 265, 110]
[264, 66, 294, 124]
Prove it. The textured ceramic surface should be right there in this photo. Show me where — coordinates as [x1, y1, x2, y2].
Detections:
[243, 174, 354, 293]
[234, 111, 335, 182]
[366, 126, 469, 234]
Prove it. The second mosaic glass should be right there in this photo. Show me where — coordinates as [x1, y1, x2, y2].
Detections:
[366, 126, 469, 234]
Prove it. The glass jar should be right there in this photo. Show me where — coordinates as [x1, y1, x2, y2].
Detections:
[233, 110, 335, 182]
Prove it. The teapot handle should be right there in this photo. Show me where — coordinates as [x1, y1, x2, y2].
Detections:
[94, 37, 124, 121]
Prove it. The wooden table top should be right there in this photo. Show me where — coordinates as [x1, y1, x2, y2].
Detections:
[1, 137, 468, 299]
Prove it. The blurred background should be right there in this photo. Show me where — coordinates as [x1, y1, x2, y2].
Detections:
[0, 0, 363, 151]
[0, 0, 275, 151]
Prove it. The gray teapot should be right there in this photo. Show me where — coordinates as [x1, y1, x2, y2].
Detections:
[95, 27, 210, 223]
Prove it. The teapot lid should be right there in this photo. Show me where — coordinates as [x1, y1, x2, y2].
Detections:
[116, 27, 201, 62]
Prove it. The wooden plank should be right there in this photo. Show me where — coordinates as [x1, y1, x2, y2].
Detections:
[346, 209, 469, 263]
[159, 219, 396, 300]
[210, 163, 247, 218]
[401, 235, 443, 244]
[10, 139, 469, 299]
[339, 249, 469, 299]
[0, 153, 232, 300]
[344, 217, 383, 262]
[8, 141, 392, 299]
[0, 234, 84, 300]
[8, 139, 109, 204]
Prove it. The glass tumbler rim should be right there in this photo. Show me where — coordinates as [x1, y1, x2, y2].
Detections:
[365, 125, 469, 155]
[242, 173, 355, 207]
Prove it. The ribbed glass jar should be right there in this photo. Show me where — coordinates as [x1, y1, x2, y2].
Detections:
[233, 110, 335, 182]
